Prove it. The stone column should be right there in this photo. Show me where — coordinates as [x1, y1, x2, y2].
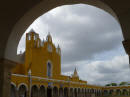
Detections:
[123, 39, 130, 64]
[0, 59, 16, 97]
[45, 88, 47, 97]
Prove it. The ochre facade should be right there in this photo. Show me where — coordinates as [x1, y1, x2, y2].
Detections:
[11, 31, 130, 97]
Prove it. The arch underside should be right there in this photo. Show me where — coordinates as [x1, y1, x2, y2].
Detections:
[4, 0, 127, 63]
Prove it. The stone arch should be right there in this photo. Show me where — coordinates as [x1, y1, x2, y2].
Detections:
[91, 89, 94, 94]
[103, 90, 108, 96]
[70, 88, 73, 97]
[64, 87, 68, 97]
[109, 89, 114, 96]
[53, 86, 58, 97]
[11, 84, 17, 97]
[31, 85, 39, 97]
[5, 0, 120, 63]
[0, 1, 130, 97]
[39, 85, 46, 97]
[59, 87, 63, 97]
[47, 86, 52, 97]
[87, 89, 90, 93]
[99, 90, 101, 96]
[94, 89, 97, 96]
[11, 82, 16, 88]
[96, 90, 98, 96]
[82, 88, 85, 97]
[122, 89, 128, 96]
[18, 83, 28, 91]
[85, 88, 87, 97]
[18, 84, 27, 97]
[116, 89, 121, 96]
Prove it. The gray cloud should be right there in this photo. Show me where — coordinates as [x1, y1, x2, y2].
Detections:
[18, 4, 129, 85]
[37, 4, 123, 64]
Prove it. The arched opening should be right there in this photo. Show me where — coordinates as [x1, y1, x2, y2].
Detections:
[94, 89, 97, 96]
[47, 62, 52, 77]
[10, 84, 16, 97]
[85, 89, 87, 97]
[64, 87, 68, 97]
[103, 90, 108, 96]
[53, 86, 58, 97]
[82, 88, 84, 97]
[59, 87, 63, 97]
[109, 89, 114, 96]
[91, 89, 94, 94]
[122, 89, 128, 96]
[31, 85, 39, 97]
[14, 3, 125, 91]
[116, 89, 121, 96]
[39, 85, 46, 97]
[47, 87, 52, 97]
[98, 90, 101, 96]
[87, 89, 90, 93]
[96, 90, 99, 96]
[0, 0, 129, 97]
[78, 88, 81, 97]
[18, 85, 27, 97]
[70, 88, 73, 97]
[74, 88, 77, 97]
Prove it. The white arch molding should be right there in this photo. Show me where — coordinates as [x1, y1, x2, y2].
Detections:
[4, 0, 120, 63]
[17, 83, 29, 91]
[11, 82, 16, 88]
[31, 84, 39, 90]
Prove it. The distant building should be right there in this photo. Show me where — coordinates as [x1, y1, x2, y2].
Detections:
[10, 30, 130, 97]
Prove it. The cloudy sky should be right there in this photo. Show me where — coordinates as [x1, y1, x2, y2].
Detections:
[18, 4, 130, 85]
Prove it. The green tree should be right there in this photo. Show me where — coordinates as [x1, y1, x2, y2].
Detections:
[105, 84, 111, 86]
[111, 83, 117, 86]
[119, 82, 127, 86]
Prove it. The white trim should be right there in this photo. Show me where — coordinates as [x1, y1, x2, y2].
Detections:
[12, 73, 87, 85]
[11, 82, 16, 87]
[18, 83, 28, 91]
[31, 84, 39, 90]
[12, 74, 28, 77]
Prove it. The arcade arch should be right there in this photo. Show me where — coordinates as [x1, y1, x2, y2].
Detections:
[31, 85, 39, 97]
[53, 86, 58, 97]
[59, 87, 64, 97]
[39, 85, 46, 97]
[47, 87, 52, 97]
[18, 85, 27, 97]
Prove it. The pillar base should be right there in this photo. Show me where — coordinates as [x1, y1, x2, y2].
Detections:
[0, 58, 16, 97]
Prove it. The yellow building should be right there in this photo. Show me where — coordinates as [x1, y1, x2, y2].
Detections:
[10, 30, 130, 97]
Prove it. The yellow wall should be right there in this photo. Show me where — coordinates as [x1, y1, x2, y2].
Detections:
[12, 31, 104, 90]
